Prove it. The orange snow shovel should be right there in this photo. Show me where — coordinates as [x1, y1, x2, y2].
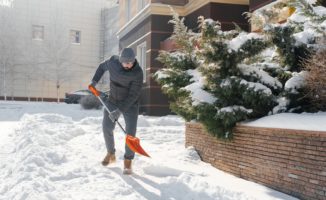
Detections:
[88, 85, 150, 157]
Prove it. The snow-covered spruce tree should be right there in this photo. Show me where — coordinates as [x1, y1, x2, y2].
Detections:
[154, 11, 199, 121]
[256, 0, 326, 112]
[195, 17, 281, 138]
[155, 1, 326, 138]
[156, 11, 280, 138]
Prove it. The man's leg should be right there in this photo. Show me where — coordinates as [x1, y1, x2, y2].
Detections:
[101, 108, 117, 166]
[102, 108, 116, 154]
[102, 101, 121, 157]
[122, 104, 139, 160]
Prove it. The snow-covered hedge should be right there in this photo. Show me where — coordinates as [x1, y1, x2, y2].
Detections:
[154, 0, 326, 138]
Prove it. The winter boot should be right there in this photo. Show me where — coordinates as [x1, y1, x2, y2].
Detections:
[123, 159, 132, 175]
[101, 152, 116, 166]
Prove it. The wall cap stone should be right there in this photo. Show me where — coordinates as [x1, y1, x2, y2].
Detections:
[185, 122, 326, 136]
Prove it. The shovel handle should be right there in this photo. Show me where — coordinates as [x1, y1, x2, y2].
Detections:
[88, 84, 150, 157]
[88, 85, 127, 135]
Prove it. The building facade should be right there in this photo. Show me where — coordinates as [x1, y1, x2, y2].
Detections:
[100, 4, 119, 61]
[117, 0, 249, 115]
[0, 0, 116, 101]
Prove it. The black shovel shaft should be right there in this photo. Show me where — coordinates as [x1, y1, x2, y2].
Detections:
[116, 119, 127, 134]
[96, 95, 127, 135]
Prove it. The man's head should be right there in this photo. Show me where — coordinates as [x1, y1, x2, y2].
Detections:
[119, 48, 135, 70]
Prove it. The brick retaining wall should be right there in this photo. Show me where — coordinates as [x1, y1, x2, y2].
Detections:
[185, 123, 326, 200]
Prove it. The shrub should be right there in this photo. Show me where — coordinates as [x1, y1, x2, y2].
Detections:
[79, 95, 102, 110]
[155, 1, 325, 138]
[303, 46, 326, 111]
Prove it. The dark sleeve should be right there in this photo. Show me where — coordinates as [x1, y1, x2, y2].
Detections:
[91, 62, 108, 86]
[119, 71, 143, 112]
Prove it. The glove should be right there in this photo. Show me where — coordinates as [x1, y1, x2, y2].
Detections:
[99, 92, 108, 100]
[109, 109, 121, 122]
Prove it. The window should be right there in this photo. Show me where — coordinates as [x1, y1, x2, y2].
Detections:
[70, 30, 81, 44]
[126, 0, 131, 21]
[32, 25, 44, 40]
[137, 42, 147, 83]
[138, 0, 147, 11]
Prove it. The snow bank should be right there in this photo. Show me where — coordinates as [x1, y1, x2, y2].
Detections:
[0, 101, 299, 200]
[0, 101, 101, 121]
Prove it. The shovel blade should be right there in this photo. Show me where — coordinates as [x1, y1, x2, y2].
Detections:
[126, 135, 150, 157]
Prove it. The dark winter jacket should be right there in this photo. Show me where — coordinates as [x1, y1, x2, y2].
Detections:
[91, 56, 143, 112]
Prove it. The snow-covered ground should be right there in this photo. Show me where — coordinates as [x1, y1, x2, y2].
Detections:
[0, 101, 303, 200]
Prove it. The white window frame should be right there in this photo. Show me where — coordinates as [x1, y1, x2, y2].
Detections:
[32, 25, 44, 41]
[138, 0, 147, 11]
[137, 42, 147, 83]
[126, 0, 131, 21]
[70, 30, 81, 44]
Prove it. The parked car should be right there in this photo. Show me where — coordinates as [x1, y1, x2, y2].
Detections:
[64, 90, 92, 104]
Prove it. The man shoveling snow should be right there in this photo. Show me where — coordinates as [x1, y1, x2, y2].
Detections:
[89, 48, 143, 175]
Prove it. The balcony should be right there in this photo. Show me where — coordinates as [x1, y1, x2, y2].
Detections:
[151, 0, 189, 6]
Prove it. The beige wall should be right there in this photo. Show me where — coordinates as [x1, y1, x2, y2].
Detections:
[117, 0, 249, 40]
[118, 0, 150, 29]
[0, 0, 113, 100]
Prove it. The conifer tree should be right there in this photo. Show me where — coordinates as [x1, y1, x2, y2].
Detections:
[155, 0, 326, 138]
[154, 11, 199, 121]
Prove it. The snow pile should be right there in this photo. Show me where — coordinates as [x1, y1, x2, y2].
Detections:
[0, 113, 103, 199]
[0, 101, 101, 121]
[0, 101, 299, 200]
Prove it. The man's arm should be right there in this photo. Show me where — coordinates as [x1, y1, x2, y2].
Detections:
[91, 62, 107, 86]
[119, 72, 143, 112]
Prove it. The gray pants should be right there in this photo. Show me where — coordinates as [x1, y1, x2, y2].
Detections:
[102, 101, 139, 160]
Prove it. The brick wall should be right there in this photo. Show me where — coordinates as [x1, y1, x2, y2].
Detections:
[185, 123, 326, 200]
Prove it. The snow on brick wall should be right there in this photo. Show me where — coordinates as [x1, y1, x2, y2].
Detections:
[185, 123, 326, 200]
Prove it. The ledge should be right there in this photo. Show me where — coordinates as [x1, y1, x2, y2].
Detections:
[117, 0, 249, 39]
